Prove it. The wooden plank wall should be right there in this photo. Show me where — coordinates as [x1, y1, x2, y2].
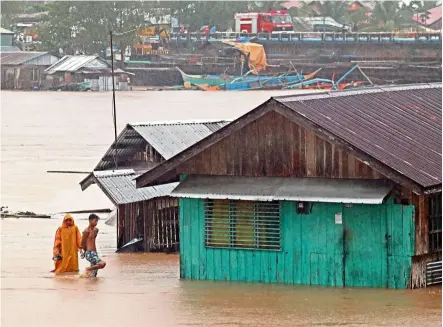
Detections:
[117, 197, 179, 252]
[398, 187, 431, 256]
[179, 111, 384, 180]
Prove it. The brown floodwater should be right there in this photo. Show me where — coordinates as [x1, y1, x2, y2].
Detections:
[1, 91, 442, 327]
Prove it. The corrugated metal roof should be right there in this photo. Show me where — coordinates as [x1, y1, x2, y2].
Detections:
[172, 175, 393, 204]
[276, 83, 442, 189]
[131, 121, 230, 160]
[93, 169, 178, 205]
[45, 55, 108, 74]
[0, 51, 50, 65]
[94, 120, 230, 171]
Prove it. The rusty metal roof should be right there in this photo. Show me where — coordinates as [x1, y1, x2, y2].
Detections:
[0, 51, 49, 65]
[172, 175, 393, 204]
[0, 46, 22, 52]
[276, 83, 442, 189]
[135, 83, 441, 193]
[92, 169, 178, 205]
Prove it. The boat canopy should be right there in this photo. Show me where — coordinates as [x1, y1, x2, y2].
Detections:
[222, 40, 268, 73]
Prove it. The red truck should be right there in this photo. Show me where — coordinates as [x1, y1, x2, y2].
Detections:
[234, 10, 294, 33]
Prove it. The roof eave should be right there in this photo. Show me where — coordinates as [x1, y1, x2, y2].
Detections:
[79, 172, 96, 191]
[424, 184, 442, 195]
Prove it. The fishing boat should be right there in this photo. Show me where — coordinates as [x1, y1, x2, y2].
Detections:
[223, 69, 321, 91]
[177, 67, 320, 88]
[177, 67, 235, 86]
[284, 65, 372, 90]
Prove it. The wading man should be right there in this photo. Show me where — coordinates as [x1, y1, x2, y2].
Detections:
[82, 214, 106, 277]
[52, 213, 83, 274]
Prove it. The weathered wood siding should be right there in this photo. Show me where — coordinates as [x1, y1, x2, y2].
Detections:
[180, 197, 415, 289]
[117, 197, 179, 252]
[179, 111, 384, 180]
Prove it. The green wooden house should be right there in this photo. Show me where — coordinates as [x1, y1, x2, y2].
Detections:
[136, 84, 442, 289]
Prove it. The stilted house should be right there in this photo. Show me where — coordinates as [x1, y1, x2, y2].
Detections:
[80, 121, 229, 252]
[136, 83, 442, 289]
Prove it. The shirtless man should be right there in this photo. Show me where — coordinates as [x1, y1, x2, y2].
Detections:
[82, 214, 106, 277]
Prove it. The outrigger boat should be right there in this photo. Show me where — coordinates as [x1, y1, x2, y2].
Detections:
[284, 64, 372, 90]
[177, 67, 321, 88]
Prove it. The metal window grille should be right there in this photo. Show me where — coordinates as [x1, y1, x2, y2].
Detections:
[429, 193, 442, 253]
[204, 199, 281, 250]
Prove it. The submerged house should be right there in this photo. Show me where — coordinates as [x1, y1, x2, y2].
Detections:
[1, 51, 59, 89]
[136, 83, 442, 289]
[80, 121, 229, 252]
[45, 55, 131, 91]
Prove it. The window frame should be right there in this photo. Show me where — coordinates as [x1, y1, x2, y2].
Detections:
[204, 199, 282, 251]
[428, 192, 442, 253]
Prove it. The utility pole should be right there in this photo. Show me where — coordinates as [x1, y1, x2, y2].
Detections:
[110, 30, 118, 170]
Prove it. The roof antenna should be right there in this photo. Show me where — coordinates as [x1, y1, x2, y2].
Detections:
[110, 30, 118, 170]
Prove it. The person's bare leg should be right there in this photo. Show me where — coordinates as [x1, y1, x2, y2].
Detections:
[85, 261, 106, 271]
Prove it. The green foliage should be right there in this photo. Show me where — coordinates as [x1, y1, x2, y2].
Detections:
[37, 1, 160, 55]
[1, 1, 27, 29]
[363, 1, 413, 31]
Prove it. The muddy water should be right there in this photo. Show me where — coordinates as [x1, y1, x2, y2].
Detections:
[1, 91, 442, 327]
[1, 90, 307, 214]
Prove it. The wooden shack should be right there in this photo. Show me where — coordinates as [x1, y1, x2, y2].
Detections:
[80, 121, 229, 252]
[1, 51, 58, 89]
[136, 83, 442, 289]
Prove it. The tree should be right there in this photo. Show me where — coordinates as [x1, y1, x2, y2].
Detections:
[361, 1, 413, 32]
[1, 1, 27, 29]
[344, 7, 369, 32]
[162, 1, 251, 31]
[37, 1, 161, 56]
[409, 1, 438, 28]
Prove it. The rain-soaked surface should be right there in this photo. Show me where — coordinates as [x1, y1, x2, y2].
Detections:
[1, 91, 442, 327]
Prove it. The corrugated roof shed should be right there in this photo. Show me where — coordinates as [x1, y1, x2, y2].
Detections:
[93, 169, 178, 205]
[45, 55, 108, 74]
[172, 175, 393, 204]
[131, 121, 230, 160]
[0, 51, 55, 66]
[276, 83, 442, 189]
[93, 120, 230, 171]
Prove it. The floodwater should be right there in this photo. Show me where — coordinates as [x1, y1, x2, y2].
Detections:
[1, 91, 442, 327]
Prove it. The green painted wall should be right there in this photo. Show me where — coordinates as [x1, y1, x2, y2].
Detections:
[179, 198, 415, 289]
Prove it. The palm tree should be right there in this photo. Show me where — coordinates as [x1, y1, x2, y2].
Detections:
[361, 1, 413, 32]
[344, 6, 369, 32]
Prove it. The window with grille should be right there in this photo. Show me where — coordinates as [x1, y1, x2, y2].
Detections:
[429, 193, 442, 253]
[204, 199, 281, 250]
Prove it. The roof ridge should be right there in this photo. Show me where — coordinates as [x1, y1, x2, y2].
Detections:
[93, 169, 136, 178]
[130, 119, 231, 127]
[274, 83, 442, 103]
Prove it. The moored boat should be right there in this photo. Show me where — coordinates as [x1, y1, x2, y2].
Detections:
[181, 67, 322, 91]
